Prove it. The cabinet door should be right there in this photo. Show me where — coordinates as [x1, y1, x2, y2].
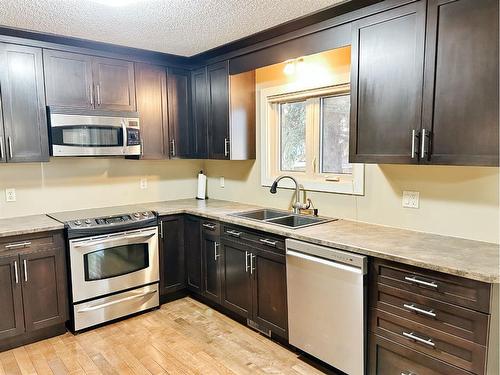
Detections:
[421, 0, 499, 166]
[349, 2, 426, 164]
[190, 67, 209, 158]
[135, 63, 168, 159]
[159, 216, 185, 296]
[43, 49, 94, 109]
[93, 57, 136, 111]
[221, 241, 252, 318]
[184, 216, 202, 293]
[0, 96, 5, 163]
[207, 61, 230, 159]
[202, 232, 221, 303]
[167, 68, 191, 158]
[252, 250, 287, 338]
[0, 44, 49, 162]
[20, 247, 67, 332]
[0, 255, 25, 340]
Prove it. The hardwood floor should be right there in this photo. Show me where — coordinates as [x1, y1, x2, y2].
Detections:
[0, 297, 334, 375]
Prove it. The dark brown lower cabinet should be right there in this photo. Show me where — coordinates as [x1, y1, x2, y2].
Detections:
[202, 229, 222, 304]
[184, 216, 202, 293]
[159, 216, 185, 296]
[0, 231, 68, 351]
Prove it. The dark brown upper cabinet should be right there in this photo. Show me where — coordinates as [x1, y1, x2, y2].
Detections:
[134, 63, 168, 159]
[190, 67, 209, 158]
[44, 49, 136, 112]
[204, 61, 256, 160]
[350, 1, 426, 164]
[421, 0, 499, 166]
[0, 44, 49, 163]
[167, 68, 191, 158]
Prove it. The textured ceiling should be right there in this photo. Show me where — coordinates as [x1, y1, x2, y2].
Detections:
[0, 0, 348, 56]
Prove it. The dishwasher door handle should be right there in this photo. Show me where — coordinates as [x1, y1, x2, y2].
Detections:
[286, 249, 362, 274]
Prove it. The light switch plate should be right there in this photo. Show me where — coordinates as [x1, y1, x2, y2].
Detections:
[220, 177, 225, 188]
[140, 178, 148, 190]
[5, 188, 16, 202]
[402, 191, 419, 209]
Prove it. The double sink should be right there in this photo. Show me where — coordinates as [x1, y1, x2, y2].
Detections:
[231, 209, 336, 229]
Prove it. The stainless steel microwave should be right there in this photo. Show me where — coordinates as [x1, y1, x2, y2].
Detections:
[49, 110, 141, 157]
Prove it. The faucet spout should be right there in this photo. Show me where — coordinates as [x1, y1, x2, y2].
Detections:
[269, 175, 308, 214]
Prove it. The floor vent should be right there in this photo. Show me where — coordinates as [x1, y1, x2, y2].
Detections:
[247, 319, 271, 337]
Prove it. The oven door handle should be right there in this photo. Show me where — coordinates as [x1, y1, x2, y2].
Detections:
[73, 232, 156, 249]
[77, 290, 157, 312]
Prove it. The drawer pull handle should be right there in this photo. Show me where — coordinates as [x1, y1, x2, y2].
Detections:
[402, 331, 435, 348]
[403, 303, 436, 318]
[259, 238, 277, 247]
[202, 223, 216, 231]
[5, 241, 32, 249]
[401, 372, 417, 375]
[226, 230, 242, 238]
[404, 276, 438, 289]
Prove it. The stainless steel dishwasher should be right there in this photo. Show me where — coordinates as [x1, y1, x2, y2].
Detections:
[286, 239, 367, 375]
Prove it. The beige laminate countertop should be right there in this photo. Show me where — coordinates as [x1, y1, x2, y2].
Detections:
[0, 214, 64, 238]
[3, 199, 499, 283]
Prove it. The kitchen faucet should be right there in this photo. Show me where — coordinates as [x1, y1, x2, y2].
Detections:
[270, 175, 310, 214]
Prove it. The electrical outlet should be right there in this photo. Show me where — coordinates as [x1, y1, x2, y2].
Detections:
[140, 178, 148, 190]
[5, 188, 16, 202]
[220, 177, 225, 188]
[402, 191, 419, 209]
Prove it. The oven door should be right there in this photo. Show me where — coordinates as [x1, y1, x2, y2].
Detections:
[50, 113, 127, 156]
[69, 227, 159, 303]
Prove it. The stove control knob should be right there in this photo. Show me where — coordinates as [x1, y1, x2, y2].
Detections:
[133, 213, 141, 218]
[142, 212, 149, 217]
[85, 219, 92, 225]
[74, 220, 82, 226]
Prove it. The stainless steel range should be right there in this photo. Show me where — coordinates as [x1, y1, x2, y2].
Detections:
[53, 210, 159, 331]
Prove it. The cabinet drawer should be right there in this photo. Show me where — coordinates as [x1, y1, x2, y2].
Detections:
[369, 333, 472, 375]
[370, 308, 486, 374]
[0, 232, 64, 255]
[372, 259, 491, 313]
[201, 220, 220, 236]
[371, 283, 489, 345]
[222, 224, 285, 254]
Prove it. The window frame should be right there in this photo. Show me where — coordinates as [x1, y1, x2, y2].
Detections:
[260, 83, 365, 195]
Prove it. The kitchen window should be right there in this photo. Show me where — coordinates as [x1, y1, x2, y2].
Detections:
[261, 84, 364, 195]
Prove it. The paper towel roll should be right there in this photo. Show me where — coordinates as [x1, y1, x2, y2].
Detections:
[196, 171, 207, 200]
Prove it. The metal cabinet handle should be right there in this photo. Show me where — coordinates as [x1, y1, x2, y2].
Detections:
[402, 331, 435, 347]
[404, 276, 438, 289]
[245, 251, 250, 273]
[7, 136, 13, 159]
[5, 241, 31, 249]
[159, 222, 164, 239]
[226, 230, 241, 238]
[89, 85, 94, 106]
[401, 372, 417, 375]
[202, 223, 216, 231]
[411, 129, 417, 159]
[403, 303, 437, 318]
[96, 84, 101, 105]
[140, 139, 144, 157]
[259, 238, 277, 247]
[23, 259, 28, 282]
[13, 260, 19, 284]
[250, 254, 256, 275]
[224, 137, 229, 157]
[171, 139, 176, 157]
[214, 242, 220, 261]
[0, 136, 4, 160]
[420, 129, 430, 159]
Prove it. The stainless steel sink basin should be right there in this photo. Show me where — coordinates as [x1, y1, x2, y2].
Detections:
[231, 209, 336, 229]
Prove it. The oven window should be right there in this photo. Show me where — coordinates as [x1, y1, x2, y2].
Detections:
[52, 126, 123, 147]
[84, 244, 149, 281]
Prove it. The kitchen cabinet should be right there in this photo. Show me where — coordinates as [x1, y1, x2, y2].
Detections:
[421, 0, 499, 166]
[0, 231, 67, 351]
[201, 220, 222, 303]
[221, 225, 287, 338]
[350, 1, 426, 164]
[134, 63, 168, 159]
[0, 44, 49, 163]
[184, 216, 203, 293]
[167, 68, 191, 158]
[43, 49, 136, 112]
[207, 61, 230, 159]
[190, 67, 209, 158]
[159, 216, 185, 296]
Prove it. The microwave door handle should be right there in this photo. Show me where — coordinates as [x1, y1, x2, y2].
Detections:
[122, 120, 127, 148]
[73, 232, 155, 249]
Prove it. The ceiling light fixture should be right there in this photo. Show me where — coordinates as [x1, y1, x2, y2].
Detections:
[91, 0, 145, 7]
